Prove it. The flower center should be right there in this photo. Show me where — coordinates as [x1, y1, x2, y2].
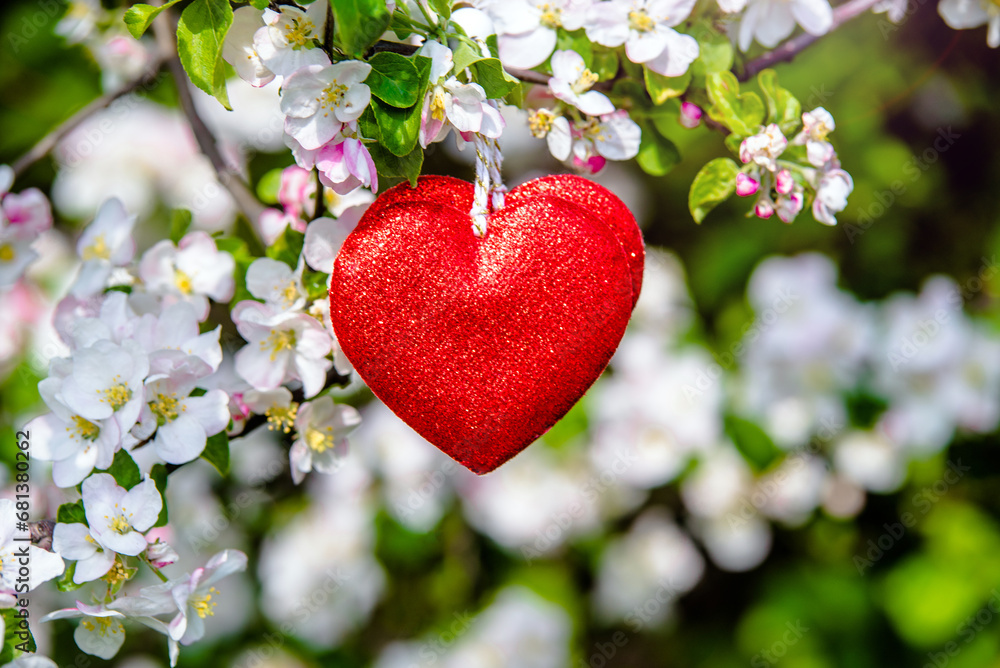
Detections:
[528, 109, 555, 137]
[174, 269, 194, 295]
[281, 280, 300, 306]
[102, 559, 131, 586]
[304, 426, 335, 453]
[812, 122, 832, 141]
[82, 234, 111, 261]
[150, 392, 181, 423]
[192, 587, 219, 618]
[628, 10, 656, 32]
[429, 87, 447, 122]
[262, 329, 297, 361]
[80, 616, 120, 636]
[101, 379, 133, 411]
[69, 415, 100, 441]
[283, 17, 315, 48]
[538, 3, 562, 28]
[266, 402, 299, 433]
[0, 243, 15, 263]
[106, 508, 132, 535]
[320, 81, 348, 116]
[571, 68, 599, 95]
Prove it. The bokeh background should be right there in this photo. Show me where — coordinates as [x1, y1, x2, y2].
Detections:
[3, 0, 1000, 666]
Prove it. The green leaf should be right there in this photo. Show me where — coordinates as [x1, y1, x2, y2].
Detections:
[330, 0, 391, 58]
[725, 415, 782, 472]
[2, 607, 37, 658]
[249, 0, 269, 8]
[170, 209, 193, 244]
[123, 0, 184, 39]
[369, 143, 424, 186]
[256, 167, 284, 205]
[201, 431, 230, 476]
[636, 121, 680, 176]
[644, 67, 691, 105]
[371, 97, 421, 156]
[150, 464, 170, 527]
[555, 29, 593, 67]
[266, 226, 305, 268]
[103, 449, 142, 489]
[591, 48, 619, 81]
[176, 0, 233, 110]
[56, 500, 87, 526]
[695, 35, 734, 75]
[55, 561, 85, 592]
[757, 68, 802, 134]
[366, 51, 421, 108]
[688, 157, 740, 223]
[427, 0, 452, 21]
[451, 40, 485, 74]
[705, 71, 765, 137]
[471, 58, 519, 99]
[303, 268, 331, 299]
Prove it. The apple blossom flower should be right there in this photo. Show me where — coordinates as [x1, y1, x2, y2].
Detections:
[140, 374, 230, 465]
[775, 168, 794, 194]
[739, 123, 788, 171]
[417, 40, 504, 148]
[570, 110, 642, 167]
[222, 6, 276, 87]
[738, 0, 833, 51]
[0, 237, 38, 288]
[110, 549, 248, 647]
[56, 338, 149, 437]
[679, 101, 703, 128]
[146, 538, 179, 568]
[278, 165, 316, 221]
[1, 182, 52, 240]
[82, 473, 162, 556]
[315, 125, 379, 194]
[303, 216, 356, 273]
[232, 300, 333, 398]
[281, 60, 372, 150]
[775, 190, 805, 223]
[259, 208, 304, 247]
[585, 0, 700, 77]
[812, 168, 853, 225]
[70, 197, 137, 298]
[243, 386, 298, 433]
[527, 108, 573, 161]
[793, 107, 837, 167]
[0, 500, 64, 598]
[51, 522, 116, 582]
[736, 172, 760, 196]
[485, 0, 589, 68]
[133, 301, 224, 373]
[939, 0, 1000, 47]
[93, 33, 156, 91]
[138, 231, 235, 321]
[40, 601, 126, 660]
[873, 0, 908, 21]
[254, 1, 330, 77]
[289, 396, 361, 484]
[548, 50, 615, 116]
[245, 257, 306, 313]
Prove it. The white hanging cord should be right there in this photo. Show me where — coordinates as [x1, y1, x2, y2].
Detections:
[471, 133, 491, 238]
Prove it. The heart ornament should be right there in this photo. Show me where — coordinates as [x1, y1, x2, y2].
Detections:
[330, 174, 643, 474]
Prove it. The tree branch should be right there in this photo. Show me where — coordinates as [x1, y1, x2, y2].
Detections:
[739, 0, 884, 81]
[151, 12, 266, 225]
[10, 59, 166, 179]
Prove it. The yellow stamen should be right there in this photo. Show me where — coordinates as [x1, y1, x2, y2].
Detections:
[150, 393, 181, 423]
[192, 587, 219, 618]
[628, 10, 656, 32]
[82, 234, 110, 261]
[101, 378, 132, 411]
[261, 329, 297, 362]
[538, 3, 562, 28]
[528, 109, 555, 138]
[174, 269, 193, 295]
[102, 559, 131, 587]
[429, 87, 447, 122]
[266, 402, 299, 433]
[281, 281, 300, 306]
[571, 68, 600, 95]
[304, 426, 336, 453]
[284, 17, 315, 48]
[0, 243, 15, 263]
[69, 415, 100, 441]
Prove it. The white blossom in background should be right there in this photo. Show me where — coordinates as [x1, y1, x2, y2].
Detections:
[303, 215, 357, 273]
[755, 453, 828, 525]
[873, 0, 908, 22]
[0, 167, 54, 288]
[231, 300, 333, 397]
[592, 510, 704, 625]
[737, 253, 874, 448]
[1, 500, 64, 600]
[417, 40, 503, 148]
[138, 231, 235, 320]
[585, 0, 700, 77]
[246, 257, 306, 313]
[548, 50, 615, 116]
[833, 430, 906, 492]
[281, 61, 372, 150]
[289, 396, 361, 484]
[71, 198, 137, 297]
[223, 7, 276, 87]
[254, 1, 330, 77]
[483, 0, 589, 68]
[938, 0, 1000, 47]
[738, 0, 833, 51]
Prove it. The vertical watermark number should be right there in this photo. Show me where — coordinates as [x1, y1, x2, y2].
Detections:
[11, 430, 33, 652]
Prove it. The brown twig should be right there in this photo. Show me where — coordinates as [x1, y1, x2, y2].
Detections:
[151, 11, 266, 225]
[11, 58, 166, 179]
[738, 0, 884, 81]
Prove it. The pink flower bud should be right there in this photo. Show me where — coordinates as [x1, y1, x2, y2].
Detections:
[573, 154, 606, 174]
[776, 192, 804, 223]
[679, 101, 703, 129]
[736, 172, 760, 197]
[755, 199, 775, 219]
[775, 169, 794, 195]
[145, 539, 179, 568]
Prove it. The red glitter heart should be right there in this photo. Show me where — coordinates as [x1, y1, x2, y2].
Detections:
[330, 176, 637, 474]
